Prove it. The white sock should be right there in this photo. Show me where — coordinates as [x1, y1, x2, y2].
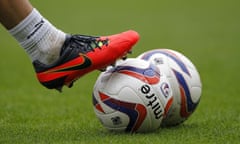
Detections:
[9, 8, 66, 65]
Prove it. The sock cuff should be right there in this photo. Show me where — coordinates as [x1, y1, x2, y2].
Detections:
[8, 8, 57, 49]
[9, 8, 41, 39]
[8, 8, 66, 64]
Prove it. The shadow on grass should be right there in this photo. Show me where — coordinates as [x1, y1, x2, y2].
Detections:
[0, 121, 202, 143]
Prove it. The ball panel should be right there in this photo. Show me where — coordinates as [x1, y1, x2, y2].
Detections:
[92, 59, 166, 132]
[137, 48, 202, 126]
[96, 111, 130, 131]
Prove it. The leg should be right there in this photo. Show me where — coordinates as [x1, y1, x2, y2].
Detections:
[1, 0, 66, 65]
[0, 0, 139, 91]
[0, 0, 33, 29]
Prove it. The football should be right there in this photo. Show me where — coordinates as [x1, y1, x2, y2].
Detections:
[137, 49, 202, 126]
[92, 58, 173, 132]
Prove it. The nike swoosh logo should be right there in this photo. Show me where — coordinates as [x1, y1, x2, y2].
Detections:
[37, 54, 92, 83]
[53, 54, 92, 72]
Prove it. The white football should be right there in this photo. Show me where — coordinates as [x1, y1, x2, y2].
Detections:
[92, 58, 173, 132]
[137, 49, 202, 126]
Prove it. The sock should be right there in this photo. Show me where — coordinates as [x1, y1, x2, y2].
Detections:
[9, 8, 66, 65]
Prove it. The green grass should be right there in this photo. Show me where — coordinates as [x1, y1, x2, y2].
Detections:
[1, 0, 240, 143]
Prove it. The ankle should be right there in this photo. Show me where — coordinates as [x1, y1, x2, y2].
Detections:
[9, 8, 66, 65]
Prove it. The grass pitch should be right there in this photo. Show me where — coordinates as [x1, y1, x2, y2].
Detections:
[0, 0, 240, 143]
